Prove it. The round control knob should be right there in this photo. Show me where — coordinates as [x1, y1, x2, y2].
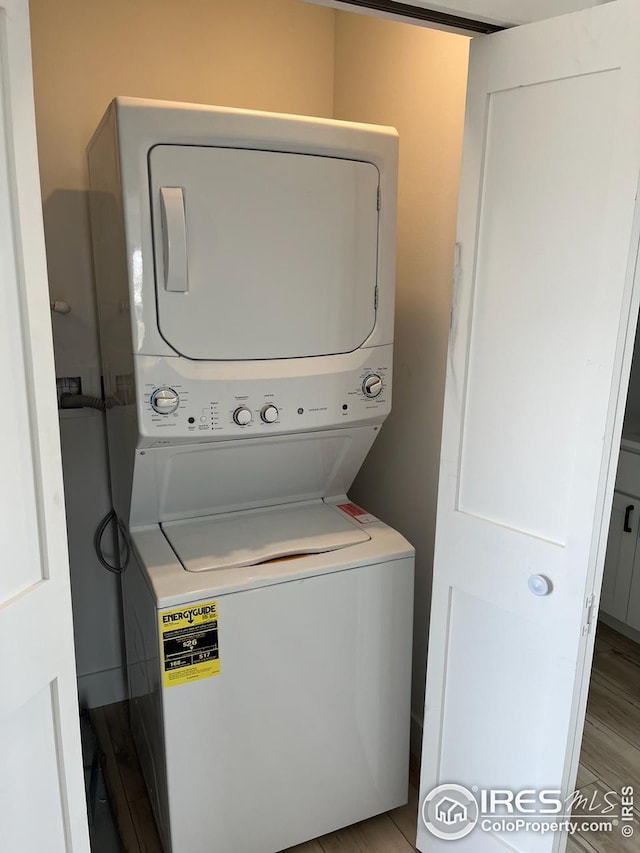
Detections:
[150, 387, 179, 414]
[261, 405, 279, 424]
[362, 374, 383, 398]
[233, 406, 253, 426]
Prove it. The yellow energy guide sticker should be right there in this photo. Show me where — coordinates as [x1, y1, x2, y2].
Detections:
[159, 600, 220, 688]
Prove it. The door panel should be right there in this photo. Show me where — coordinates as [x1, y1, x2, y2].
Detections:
[418, 3, 640, 852]
[150, 145, 379, 361]
[0, 2, 89, 850]
[1, 684, 67, 852]
[458, 71, 618, 545]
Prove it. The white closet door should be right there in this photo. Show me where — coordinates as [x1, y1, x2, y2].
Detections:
[0, 2, 89, 850]
[418, 2, 640, 851]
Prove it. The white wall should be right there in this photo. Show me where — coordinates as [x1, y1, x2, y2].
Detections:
[333, 12, 469, 750]
[29, 0, 337, 707]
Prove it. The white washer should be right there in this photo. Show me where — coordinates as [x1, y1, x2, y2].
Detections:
[126, 498, 413, 852]
[87, 99, 414, 853]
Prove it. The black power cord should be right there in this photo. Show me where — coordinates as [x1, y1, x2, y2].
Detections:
[94, 509, 130, 574]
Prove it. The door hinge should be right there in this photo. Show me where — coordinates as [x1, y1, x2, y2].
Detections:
[374, 285, 379, 310]
[582, 594, 596, 635]
[377, 187, 382, 211]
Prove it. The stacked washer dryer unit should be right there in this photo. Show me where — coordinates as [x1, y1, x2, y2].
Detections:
[88, 97, 414, 853]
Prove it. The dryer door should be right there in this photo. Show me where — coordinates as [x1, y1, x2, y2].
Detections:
[149, 145, 380, 361]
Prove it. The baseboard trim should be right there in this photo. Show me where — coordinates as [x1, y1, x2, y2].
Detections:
[598, 612, 640, 645]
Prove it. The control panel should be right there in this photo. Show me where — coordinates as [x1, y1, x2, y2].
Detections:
[136, 348, 392, 446]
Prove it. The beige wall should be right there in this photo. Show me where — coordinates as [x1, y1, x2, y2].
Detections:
[333, 12, 468, 741]
[30, 0, 470, 725]
[30, 0, 336, 388]
[29, 0, 336, 706]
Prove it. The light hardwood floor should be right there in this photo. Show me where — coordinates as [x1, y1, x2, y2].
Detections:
[91, 622, 640, 852]
[568, 622, 640, 853]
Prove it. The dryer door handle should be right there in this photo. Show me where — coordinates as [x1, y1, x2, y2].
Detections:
[160, 187, 188, 293]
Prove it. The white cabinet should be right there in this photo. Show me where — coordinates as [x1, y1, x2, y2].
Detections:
[601, 447, 640, 629]
[626, 507, 640, 631]
[628, 556, 640, 631]
[600, 491, 638, 621]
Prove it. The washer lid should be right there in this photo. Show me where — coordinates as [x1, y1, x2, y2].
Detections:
[161, 501, 370, 573]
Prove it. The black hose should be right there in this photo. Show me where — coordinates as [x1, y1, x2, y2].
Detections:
[94, 509, 130, 574]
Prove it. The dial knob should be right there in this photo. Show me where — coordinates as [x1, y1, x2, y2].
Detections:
[261, 405, 279, 424]
[233, 406, 253, 426]
[150, 387, 179, 414]
[362, 374, 383, 398]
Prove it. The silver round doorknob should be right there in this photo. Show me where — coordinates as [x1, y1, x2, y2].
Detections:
[528, 575, 552, 597]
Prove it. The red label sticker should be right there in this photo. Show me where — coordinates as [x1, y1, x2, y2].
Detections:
[336, 502, 378, 525]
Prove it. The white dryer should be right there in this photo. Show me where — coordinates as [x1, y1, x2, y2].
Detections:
[87, 98, 414, 853]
